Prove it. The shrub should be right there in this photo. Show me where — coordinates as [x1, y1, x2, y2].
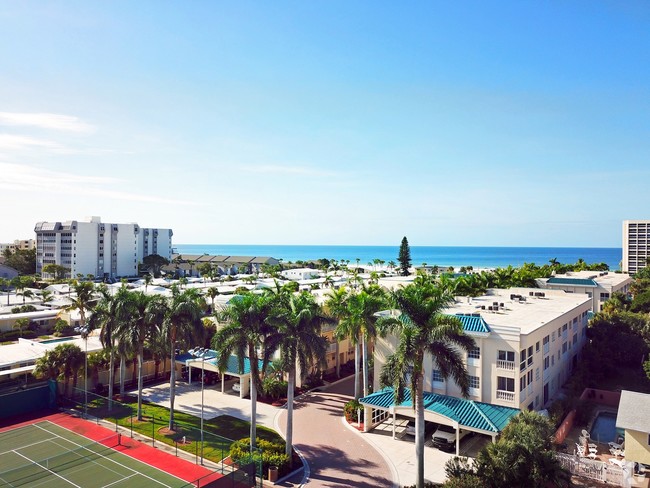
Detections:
[229, 437, 290, 478]
[263, 377, 287, 400]
[303, 371, 323, 390]
[344, 399, 362, 422]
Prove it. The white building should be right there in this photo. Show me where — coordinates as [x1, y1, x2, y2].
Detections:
[281, 268, 322, 281]
[35, 216, 173, 280]
[0, 239, 36, 254]
[623, 220, 650, 274]
[373, 288, 592, 412]
[537, 270, 632, 312]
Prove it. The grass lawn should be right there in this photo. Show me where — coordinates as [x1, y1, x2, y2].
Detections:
[75, 396, 284, 463]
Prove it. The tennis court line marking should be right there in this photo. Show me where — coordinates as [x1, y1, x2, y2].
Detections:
[102, 473, 138, 487]
[0, 436, 61, 457]
[0, 473, 16, 488]
[34, 423, 175, 488]
[12, 450, 82, 488]
[47, 437, 133, 480]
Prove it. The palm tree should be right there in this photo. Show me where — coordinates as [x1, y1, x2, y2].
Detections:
[33, 348, 63, 382]
[212, 292, 274, 450]
[165, 286, 205, 430]
[378, 282, 475, 488]
[266, 292, 329, 462]
[205, 287, 220, 312]
[64, 281, 95, 329]
[40, 289, 54, 305]
[89, 286, 127, 409]
[146, 330, 170, 380]
[347, 285, 386, 398]
[19, 288, 34, 304]
[116, 291, 168, 421]
[50, 342, 85, 398]
[324, 286, 349, 378]
[13, 317, 31, 337]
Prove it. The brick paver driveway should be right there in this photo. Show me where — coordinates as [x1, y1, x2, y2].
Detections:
[276, 376, 395, 488]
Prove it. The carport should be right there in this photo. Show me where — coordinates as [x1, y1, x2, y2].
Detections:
[360, 387, 520, 456]
[182, 350, 262, 399]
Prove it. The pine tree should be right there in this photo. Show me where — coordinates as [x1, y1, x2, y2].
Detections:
[398, 236, 412, 276]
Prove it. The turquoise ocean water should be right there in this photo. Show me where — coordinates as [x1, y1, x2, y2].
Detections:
[174, 245, 622, 271]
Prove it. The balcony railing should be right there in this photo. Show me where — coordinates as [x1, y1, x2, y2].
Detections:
[497, 360, 515, 371]
[543, 343, 550, 355]
[520, 390, 526, 402]
[496, 390, 515, 402]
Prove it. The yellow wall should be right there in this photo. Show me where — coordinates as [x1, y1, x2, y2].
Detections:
[625, 429, 650, 465]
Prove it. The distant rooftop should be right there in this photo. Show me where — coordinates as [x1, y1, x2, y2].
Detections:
[616, 390, 650, 433]
[541, 270, 631, 288]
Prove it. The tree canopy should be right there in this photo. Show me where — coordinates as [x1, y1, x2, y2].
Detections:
[398, 236, 412, 276]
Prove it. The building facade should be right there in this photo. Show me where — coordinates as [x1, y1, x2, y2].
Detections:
[537, 270, 632, 312]
[623, 220, 650, 274]
[373, 288, 592, 412]
[0, 239, 36, 254]
[35, 217, 173, 279]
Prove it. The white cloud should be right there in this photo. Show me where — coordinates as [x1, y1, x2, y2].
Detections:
[240, 164, 339, 178]
[0, 112, 95, 133]
[0, 162, 200, 206]
[0, 134, 63, 151]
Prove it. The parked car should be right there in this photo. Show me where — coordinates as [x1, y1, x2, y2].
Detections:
[232, 382, 241, 393]
[404, 420, 416, 436]
[432, 424, 470, 451]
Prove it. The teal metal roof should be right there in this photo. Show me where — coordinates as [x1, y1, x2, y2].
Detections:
[450, 314, 491, 334]
[360, 388, 519, 434]
[547, 277, 597, 287]
[185, 349, 263, 376]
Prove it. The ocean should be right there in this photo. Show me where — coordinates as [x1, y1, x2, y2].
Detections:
[174, 245, 622, 271]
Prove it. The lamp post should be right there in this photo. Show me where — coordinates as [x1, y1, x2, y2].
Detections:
[189, 346, 206, 465]
[74, 325, 89, 418]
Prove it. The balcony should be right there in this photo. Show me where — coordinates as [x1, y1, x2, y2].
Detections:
[543, 343, 550, 355]
[327, 343, 337, 354]
[496, 390, 515, 402]
[497, 360, 515, 371]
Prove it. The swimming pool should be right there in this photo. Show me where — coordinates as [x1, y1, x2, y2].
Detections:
[590, 411, 624, 444]
[40, 337, 75, 344]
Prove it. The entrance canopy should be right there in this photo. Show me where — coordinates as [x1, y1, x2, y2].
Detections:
[360, 387, 519, 435]
[178, 349, 264, 377]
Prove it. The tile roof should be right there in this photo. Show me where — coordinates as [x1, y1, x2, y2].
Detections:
[360, 387, 519, 434]
[451, 314, 491, 334]
[183, 349, 264, 376]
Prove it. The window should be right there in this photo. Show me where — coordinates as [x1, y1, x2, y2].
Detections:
[498, 350, 515, 362]
[432, 370, 444, 383]
[468, 347, 480, 360]
[469, 376, 480, 389]
[544, 357, 550, 370]
[520, 375, 527, 390]
[498, 376, 515, 392]
[562, 342, 568, 354]
[528, 370, 533, 384]
[520, 349, 527, 371]
[536, 368, 540, 381]
[536, 341, 540, 353]
[552, 331, 556, 342]
[528, 346, 533, 366]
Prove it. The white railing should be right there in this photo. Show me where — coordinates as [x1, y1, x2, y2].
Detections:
[543, 343, 550, 355]
[496, 360, 515, 371]
[527, 384, 533, 396]
[496, 390, 515, 402]
[519, 390, 526, 402]
[556, 453, 628, 486]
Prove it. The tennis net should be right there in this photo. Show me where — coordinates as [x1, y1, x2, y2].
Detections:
[0, 432, 121, 486]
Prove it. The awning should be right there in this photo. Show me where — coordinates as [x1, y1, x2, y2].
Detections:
[0, 365, 35, 378]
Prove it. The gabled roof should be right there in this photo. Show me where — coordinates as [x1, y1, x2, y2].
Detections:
[546, 277, 598, 287]
[360, 388, 519, 434]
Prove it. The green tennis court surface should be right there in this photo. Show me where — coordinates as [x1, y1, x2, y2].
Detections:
[0, 421, 192, 487]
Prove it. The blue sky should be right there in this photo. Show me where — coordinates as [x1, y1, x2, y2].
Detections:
[1, 1, 648, 247]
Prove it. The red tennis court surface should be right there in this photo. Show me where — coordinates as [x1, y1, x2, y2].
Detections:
[0, 410, 224, 487]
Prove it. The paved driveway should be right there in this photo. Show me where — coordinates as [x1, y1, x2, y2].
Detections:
[276, 376, 396, 488]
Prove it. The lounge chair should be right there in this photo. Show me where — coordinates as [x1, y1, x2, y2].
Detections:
[609, 458, 625, 468]
[608, 440, 624, 451]
[582, 429, 590, 440]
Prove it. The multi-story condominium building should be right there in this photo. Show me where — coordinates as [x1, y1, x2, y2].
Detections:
[372, 288, 591, 414]
[537, 270, 632, 312]
[35, 216, 173, 279]
[623, 220, 650, 274]
[0, 239, 36, 254]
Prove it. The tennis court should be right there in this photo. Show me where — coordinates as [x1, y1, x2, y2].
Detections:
[0, 421, 193, 487]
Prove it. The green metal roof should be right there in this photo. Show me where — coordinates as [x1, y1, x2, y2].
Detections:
[450, 314, 491, 334]
[185, 350, 264, 376]
[546, 277, 597, 287]
[360, 387, 519, 434]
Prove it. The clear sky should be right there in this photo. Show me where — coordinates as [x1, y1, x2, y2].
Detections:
[1, 1, 648, 247]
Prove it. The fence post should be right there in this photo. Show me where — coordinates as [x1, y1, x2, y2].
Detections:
[152, 416, 155, 447]
[130, 412, 133, 438]
[196, 439, 198, 464]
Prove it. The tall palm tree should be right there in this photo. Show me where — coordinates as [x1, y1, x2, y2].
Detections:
[146, 330, 170, 380]
[212, 292, 274, 450]
[144, 273, 153, 292]
[378, 282, 475, 488]
[33, 347, 63, 382]
[89, 286, 128, 409]
[324, 286, 349, 378]
[116, 291, 168, 421]
[346, 285, 386, 398]
[205, 287, 220, 312]
[266, 292, 329, 462]
[165, 286, 205, 430]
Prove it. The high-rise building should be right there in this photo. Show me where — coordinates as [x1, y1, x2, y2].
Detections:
[34, 216, 173, 279]
[622, 220, 650, 274]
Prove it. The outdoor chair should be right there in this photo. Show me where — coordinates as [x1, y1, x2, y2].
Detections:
[582, 429, 590, 440]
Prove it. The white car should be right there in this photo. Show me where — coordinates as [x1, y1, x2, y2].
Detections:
[432, 424, 470, 451]
[404, 420, 416, 436]
[232, 382, 241, 393]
